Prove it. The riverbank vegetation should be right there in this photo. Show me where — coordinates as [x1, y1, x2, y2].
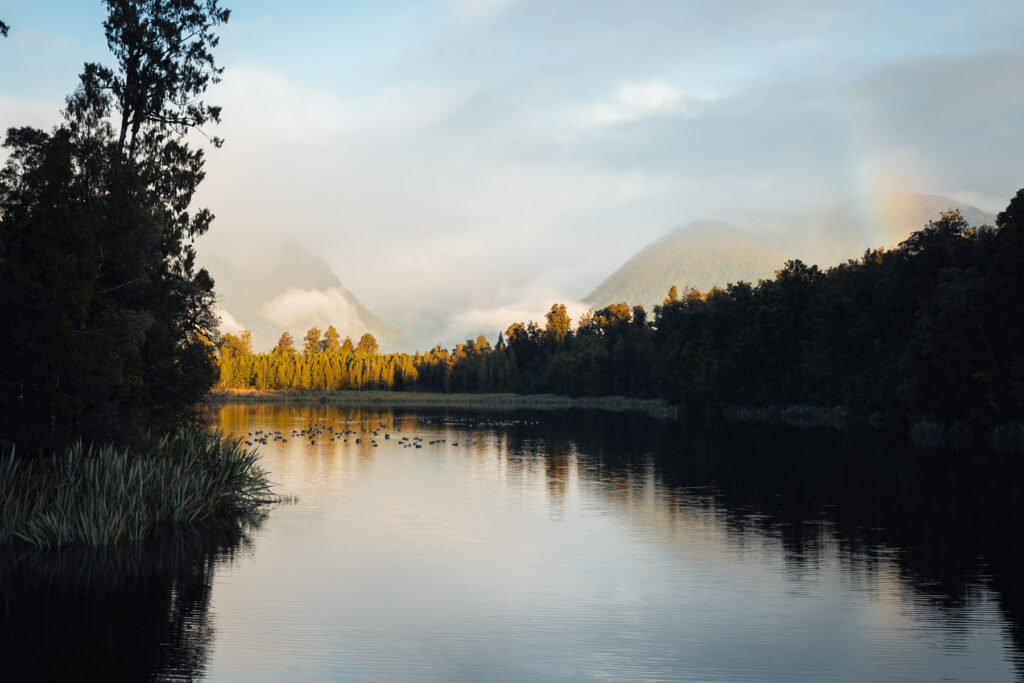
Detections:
[217, 194, 1024, 450]
[0, 431, 272, 548]
[210, 388, 677, 417]
[0, 2, 273, 547]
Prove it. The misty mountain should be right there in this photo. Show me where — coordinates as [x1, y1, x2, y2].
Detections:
[770, 192, 999, 267]
[880, 192, 995, 233]
[586, 194, 998, 313]
[204, 244, 402, 352]
[584, 220, 787, 311]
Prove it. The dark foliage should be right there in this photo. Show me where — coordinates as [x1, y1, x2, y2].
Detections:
[0, 1, 229, 452]
[221, 197, 1024, 429]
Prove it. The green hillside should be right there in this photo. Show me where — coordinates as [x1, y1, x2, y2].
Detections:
[584, 220, 786, 311]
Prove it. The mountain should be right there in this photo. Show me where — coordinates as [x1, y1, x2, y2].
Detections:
[583, 220, 787, 311]
[771, 193, 999, 267]
[204, 244, 402, 351]
[585, 194, 998, 313]
[881, 192, 995, 231]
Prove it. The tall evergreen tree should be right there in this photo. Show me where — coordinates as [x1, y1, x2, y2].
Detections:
[544, 304, 571, 346]
[274, 332, 295, 354]
[0, 0, 230, 451]
[322, 325, 341, 352]
[303, 326, 321, 354]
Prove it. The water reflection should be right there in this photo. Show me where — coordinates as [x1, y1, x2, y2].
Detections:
[0, 516, 263, 682]
[3, 404, 1023, 682]
[207, 404, 1024, 681]
[497, 411, 1024, 672]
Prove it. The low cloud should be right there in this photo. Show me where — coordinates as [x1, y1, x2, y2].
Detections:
[431, 278, 592, 348]
[215, 307, 245, 336]
[259, 287, 369, 341]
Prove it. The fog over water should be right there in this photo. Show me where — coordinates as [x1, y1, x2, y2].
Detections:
[3, 1, 1023, 349]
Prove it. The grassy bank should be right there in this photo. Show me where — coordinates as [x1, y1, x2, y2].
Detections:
[719, 404, 850, 430]
[721, 406, 1024, 455]
[909, 419, 1024, 455]
[0, 431, 275, 548]
[208, 388, 678, 418]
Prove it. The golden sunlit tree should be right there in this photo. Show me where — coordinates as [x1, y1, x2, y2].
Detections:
[356, 333, 379, 355]
[303, 327, 321, 354]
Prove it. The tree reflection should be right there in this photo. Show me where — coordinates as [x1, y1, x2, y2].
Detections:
[0, 514, 264, 682]
[490, 409, 1024, 672]
[207, 402, 1024, 675]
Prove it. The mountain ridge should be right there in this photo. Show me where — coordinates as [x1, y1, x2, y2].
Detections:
[584, 193, 998, 312]
[584, 220, 786, 312]
[205, 244, 402, 351]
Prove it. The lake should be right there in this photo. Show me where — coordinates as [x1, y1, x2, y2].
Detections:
[2, 402, 1023, 682]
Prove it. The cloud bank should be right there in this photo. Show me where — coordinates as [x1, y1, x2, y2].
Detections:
[8, 1, 1023, 351]
[259, 287, 381, 342]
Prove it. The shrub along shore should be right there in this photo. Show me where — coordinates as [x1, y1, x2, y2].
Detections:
[0, 5, 279, 550]
[208, 388, 679, 418]
[0, 431, 275, 548]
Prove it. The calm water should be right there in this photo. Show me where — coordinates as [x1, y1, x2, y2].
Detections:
[3, 404, 1024, 682]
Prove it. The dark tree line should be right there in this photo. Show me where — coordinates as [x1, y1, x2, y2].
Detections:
[219, 193, 1024, 428]
[498, 199, 1024, 426]
[0, 1, 230, 453]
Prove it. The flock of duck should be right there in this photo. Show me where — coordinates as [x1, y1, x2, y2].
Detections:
[242, 415, 540, 449]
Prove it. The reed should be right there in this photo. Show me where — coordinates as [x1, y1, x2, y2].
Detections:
[908, 419, 949, 450]
[908, 419, 980, 451]
[208, 388, 678, 418]
[0, 430, 275, 548]
[990, 422, 1024, 455]
[721, 404, 848, 429]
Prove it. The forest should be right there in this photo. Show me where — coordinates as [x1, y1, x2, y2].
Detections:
[0, 2, 272, 548]
[219, 197, 1024, 435]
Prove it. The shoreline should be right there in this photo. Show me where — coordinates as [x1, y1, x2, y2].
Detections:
[207, 388, 679, 418]
[0, 431, 275, 549]
[208, 390, 1024, 454]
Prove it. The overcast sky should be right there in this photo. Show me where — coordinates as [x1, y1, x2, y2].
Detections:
[2, 0, 1023, 350]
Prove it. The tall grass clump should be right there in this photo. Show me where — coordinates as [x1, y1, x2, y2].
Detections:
[909, 419, 947, 450]
[990, 422, 1024, 455]
[721, 404, 847, 429]
[909, 419, 979, 451]
[0, 431, 275, 548]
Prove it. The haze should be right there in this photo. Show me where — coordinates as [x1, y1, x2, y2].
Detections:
[3, 0, 1023, 350]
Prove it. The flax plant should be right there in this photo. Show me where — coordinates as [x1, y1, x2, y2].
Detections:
[0, 431, 274, 548]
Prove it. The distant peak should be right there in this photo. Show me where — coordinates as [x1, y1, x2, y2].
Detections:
[669, 219, 739, 235]
[654, 219, 762, 249]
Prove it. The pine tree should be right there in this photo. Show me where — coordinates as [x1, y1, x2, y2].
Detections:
[322, 325, 341, 352]
[0, 0, 230, 450]
[274, 331, 295, 354]
[303, 327, 321, 354]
